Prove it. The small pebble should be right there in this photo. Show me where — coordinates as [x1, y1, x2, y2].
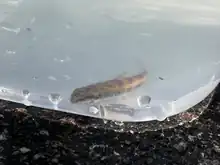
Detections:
[200, 152, 205, 158]
[188, 135, 195, 142]
[113, 151, 120, 156]
[0, 155, 5, 160]
[33, 153, 45, 160]
[39, 130, 49, 136]
[213, 144, 220, 153]
[55, 154, 60, 158]
[147, 157, 153, 164]
[124, 140, 131, 145]
[12, 151, 20, 155]
[173, 141, 187, 152]
[52, 158, 58, 163]
[15, 108, 27, 113]
[129, 130, 134, 134]
[0, 134, 6, 141]
[3, 129, 8, 134]
[197, 132, 203, 139]
[0, 146, 4, 153]
[19, 147, 31, 154]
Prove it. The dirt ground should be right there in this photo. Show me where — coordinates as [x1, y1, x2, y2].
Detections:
[0, 84, 220, 165]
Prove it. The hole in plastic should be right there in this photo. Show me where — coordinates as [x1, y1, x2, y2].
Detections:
[89, 106, 100, 115]
[22, 89, 30, 99]
[137, 95, 151, 108]
[48, 93, 62, 106]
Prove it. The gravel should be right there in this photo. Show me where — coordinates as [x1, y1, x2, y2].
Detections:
[0, 84, 220, 165]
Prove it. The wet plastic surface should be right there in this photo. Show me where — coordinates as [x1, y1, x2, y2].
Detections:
[0, 0, 220, 122]
[22, 88, 215, 133]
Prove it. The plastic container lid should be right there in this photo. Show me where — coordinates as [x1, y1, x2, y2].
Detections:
[0, 0, 220, 122]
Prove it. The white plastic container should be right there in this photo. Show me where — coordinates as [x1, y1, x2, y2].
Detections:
[0, 0, 219, 122]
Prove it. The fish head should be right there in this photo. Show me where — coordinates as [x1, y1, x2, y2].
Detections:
[70, 87, 101, 103]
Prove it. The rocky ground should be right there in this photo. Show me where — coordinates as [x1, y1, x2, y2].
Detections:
[0, 85, 220, 165]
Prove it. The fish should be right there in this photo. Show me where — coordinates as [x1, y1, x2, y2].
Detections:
[70, 70, 147, 103]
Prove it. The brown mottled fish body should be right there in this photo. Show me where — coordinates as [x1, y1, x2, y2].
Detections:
[70, 70, 147, 103]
